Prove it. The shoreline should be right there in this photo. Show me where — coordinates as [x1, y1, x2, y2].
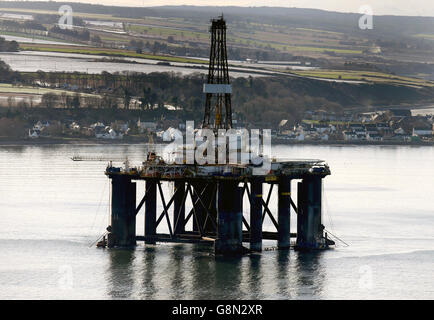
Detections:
[0, 137, 151, 146]
[1, 137, 433, 147]
[271, 138, 434, 147]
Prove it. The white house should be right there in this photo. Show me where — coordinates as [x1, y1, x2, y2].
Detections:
[313, 123, 330, 134]
[118, 122, 129, 133]
[349, 123, 364, 131]
[296, 133, 305, 141]
[28, 129, 40, 139]
[108, 129, 123, 139]
[329, 124, 337, 133]
[364, 124, 378, 135]
[33, 120, 50, 131]
[70, 122, 80, 131]
[343, 131, 358, 141]
[412, 127, 432, 137]
[356, 134, 367, 141]
[137, 119, 157, 133]
[95, 126, 123, 139]
[91, 122, 105, 130]
[394, 127, 405, 135]
[367, 133, 383, 141]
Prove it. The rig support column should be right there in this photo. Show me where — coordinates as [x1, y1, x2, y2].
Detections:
[250, 178, 263, 252]
[215, 181, 244, 255]
[144, 179, 157, 244]
[173, 180, 185, 235]
[192, 183, 204, 232]
[296, 177, 323, 250]
[278, 176, 291, 249]
[107, 176, 136, 248]
[202, 183, 216, 234]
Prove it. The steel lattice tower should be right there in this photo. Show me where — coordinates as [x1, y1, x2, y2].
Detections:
[202, 16, 232, 130]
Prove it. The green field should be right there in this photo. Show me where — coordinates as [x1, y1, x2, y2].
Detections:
[0, 5, 375, 59]
[19, 44, 207, 64]
[0, 30, 75, 45]
[126, 23, 364, 55]
[295, 28, 343, 35]
[126, 24, 208, 41]
[0, 83, 99, 97]
[289, 69, 434, 87]
[0, 7, 143, 23]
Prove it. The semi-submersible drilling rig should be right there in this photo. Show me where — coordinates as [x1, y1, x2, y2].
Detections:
[102, 16, 334, 254]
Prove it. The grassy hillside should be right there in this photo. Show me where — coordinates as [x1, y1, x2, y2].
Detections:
[2, 2, 433, 62]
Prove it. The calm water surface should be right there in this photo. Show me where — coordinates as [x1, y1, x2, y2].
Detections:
[0, 144, 433, 299]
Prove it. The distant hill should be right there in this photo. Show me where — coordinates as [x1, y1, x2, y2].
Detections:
[1, 2, 434, 39]
[155, 6, 434, 39]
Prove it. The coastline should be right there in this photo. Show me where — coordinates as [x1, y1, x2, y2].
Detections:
[271, 138, 434, 147]
[0, 137, 150, 146]
[1, 136, 433, 147]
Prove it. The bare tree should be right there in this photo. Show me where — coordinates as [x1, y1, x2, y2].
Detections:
[41, 92, 59, 108]
[28, 96, 35, 108]
[7, 96, 15, 108]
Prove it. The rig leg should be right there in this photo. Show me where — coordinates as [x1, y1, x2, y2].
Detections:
[107, 176, 136, 248]
[191, 183, 202, 232]
[215, 181, 244, 255]
[144, 180, 157, 244]
[296, 177, 324, 250]
[173, 180, 185, 235]
[250, 178, 263, 252]
[278, 176, 291, 249]
[202, 183, 217, 235]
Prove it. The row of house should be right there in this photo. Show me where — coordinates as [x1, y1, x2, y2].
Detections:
[278, 109, 434, 142]
[28, 120, 50, 138]
[28, 120, 127, 139]
[278, 121, 335, 141]
[343, 125, 433, 142]
[27, 117, 186, 140]
[92, 122, 126, 140]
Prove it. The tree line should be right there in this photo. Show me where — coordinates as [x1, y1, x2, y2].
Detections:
[0, 58, 20, 83]
[49, 26, 90, 42]
[0, 37, 19, 53]
[16, 69, 434, 128]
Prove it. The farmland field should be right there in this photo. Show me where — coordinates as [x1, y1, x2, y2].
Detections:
[1, 3, 433, 83]
[289, 70, 434, 87]
[18, 44, 207, 64]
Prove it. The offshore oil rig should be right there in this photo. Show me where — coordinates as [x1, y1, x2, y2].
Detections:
[101, 16, 334, 254]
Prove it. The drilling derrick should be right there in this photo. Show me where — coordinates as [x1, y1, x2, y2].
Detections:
[202, 16, 232, 131]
